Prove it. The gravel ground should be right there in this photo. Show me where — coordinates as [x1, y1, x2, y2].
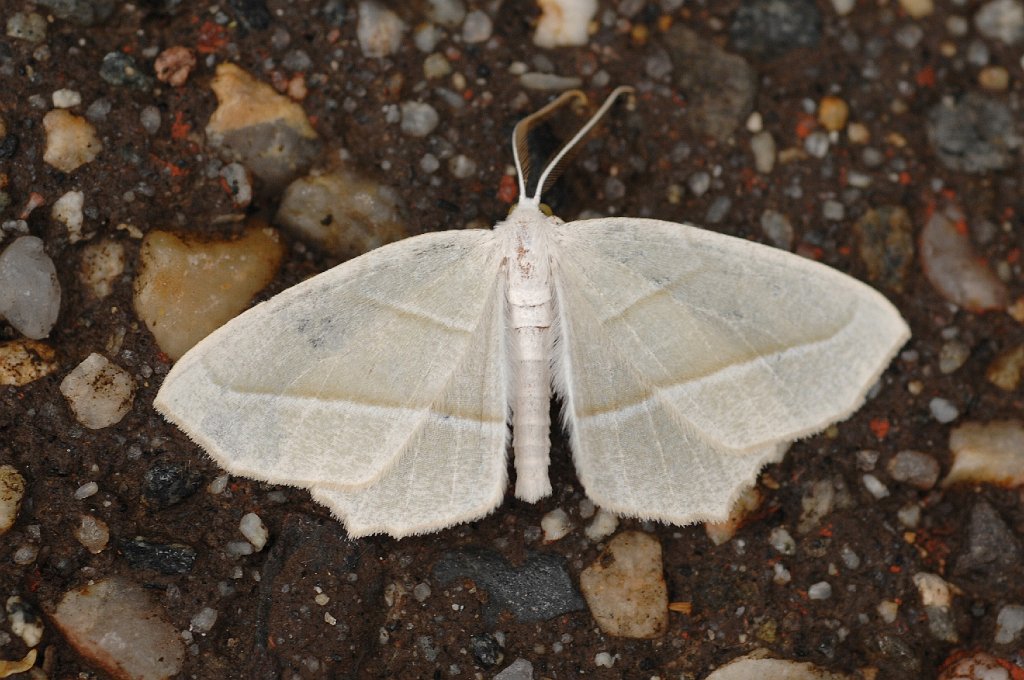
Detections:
[1, 0, 1023, 678]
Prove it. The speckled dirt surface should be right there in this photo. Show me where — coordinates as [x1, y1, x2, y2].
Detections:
[1, 0, 1023, 678]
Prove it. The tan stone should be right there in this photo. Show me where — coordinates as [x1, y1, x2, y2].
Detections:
[0, 339, 58, 386]
[579, 531, 667, 638]
[133, 224, 284, 360]
[43, 110, 102, 172]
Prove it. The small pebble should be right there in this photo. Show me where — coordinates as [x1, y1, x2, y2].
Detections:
[804, 131, 830, 158]
[584, 508, 618, 542]
[140, 106, 161, 134]
[0, 465, 26, 536]
[60, 353, 135, 429]
[897, 503, 921, 528]
[494, 658, 533, 680]
[133, 226, 284, 360]
[43, 109, 102, 172]
[760, 209, 794, 249]
[929, 397, 959, 424]
[75, 514, 110, 553]
[357, 1, 406, 58]
[413, 583, 431, 602]
[79, 240, 125, 299]
[53, 190, 85, 242]
[886, 450, 940, 490]
[540, 508, 573, 542]
[944, 420, 1024, 487]
[239, 512, 269, 551]
[818, 96, 849, 131]
[461, 9, 493, 43]
[769, 526, 796, 555]
[7, 596, 43, 646]
[594, 652, 615, 668]
[822, 200, 845, 221]
[750, 131, 776, 174]
[52, 88, 82, 108]
[939, 652, 1018, 680]
[986, 345, 1024, 391]
[51, 578, 185, 679]
[13, 545, 39, 565]
[448, 154, 477, 179]
[534, 0, 596, 48]
[154, 46, 196, 87]
[807, 581, 832, 600]
[974, 0, 1024, 45]
[979, 65, 1010, 90]
[6, 12, 47, 42]
[74, 481, 99, 499]
[877, 599, 900, 623]
[0, 339, 59, 386]
[400, 101, 440, 137]
[190, 607, 219, 634]
[772, 562, 791, 584]
[0, 236, 61, 339]
[687, 171, 711, 197]
[994, 604, 1024, 644]
[422, 53, 451, 79]
[900, 0, 934, 18]
[579, 531, 668, 638]
[427, 0, 466, 26]
[519, 72, 583, 90]
[226, 540, 255, 556]
[99, 51, 152, 90]
[939, 340, 971, 374]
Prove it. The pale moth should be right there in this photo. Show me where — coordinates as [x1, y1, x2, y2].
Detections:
[155, 88, 910, 539]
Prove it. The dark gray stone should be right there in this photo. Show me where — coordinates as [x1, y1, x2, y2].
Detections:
[927, 94, 1022, 173]
[143, 462, 202, 508]
[729, 0, 822, 59]
[121, 537, 197, 575]
[433, 549, 585, 624]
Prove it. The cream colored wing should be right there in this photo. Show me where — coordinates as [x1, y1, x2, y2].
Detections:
[550, 217, 909, 523]
[310, 275, 509, 538]
[155, 229, 508, 491]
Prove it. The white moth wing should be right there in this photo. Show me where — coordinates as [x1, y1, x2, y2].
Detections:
[550, 217, 909, 523]
[155, 229, 507, 490]
[310, 273, 509, 538]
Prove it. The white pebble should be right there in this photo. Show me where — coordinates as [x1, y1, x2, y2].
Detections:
[219, 162, 252, 208]
[448, 154, 477, 179]
[750, 131, 776, 173]
[995, 604, 1024, 644]
[207, 474, 229, 494]
[519, 72, 583, 91]
[400, 101, 440, 137]
[426, 0, 466, 26]
[52, 88, 82, 108]
[413, 582, 431, 602]
[540, 508, 573, 542]
[52, 190, 86, 242]
[0, 235, 61, 339]
[413, 23, 441, 52]
[190, 607, 219, 634]
[769, 526, 796, 555]
[804, 131, 830, 158]
[862, 473, 890, 499]
[831, 0, 856, 15]
[74, 514, 110, 553]
[140, 106, 161, 134]
[897, 503, 921, 528]
[7, 596, 43, 647]
[60, 353, 135, 429]
[357, 1, 407, 58]
[74, 481, 99, 499]
[13, 544, 38, 565]
[462, 9, 493, 43]
[225, 540, 254, 556]
[239, 512, 268, 551]
[877, 599, 900, 623]
[534, 0, 597, 48]
[929, 397, 959, 423]
[594, 651, 615, 668]
[772, 562, 791, 584]
[584, 508, 618, 541]
[420, 153, 440, 173]
[808, 581, 832, 600]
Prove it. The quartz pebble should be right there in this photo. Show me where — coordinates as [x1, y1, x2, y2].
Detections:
[760, 209, 793, 249]
[704, 649, 854, 679]
[205, 63, 321, 191]
[0, 235, 61, 339]
[900, 0, 934, 18]
[974, 0, 1024, 44]
[74, 481, 99, 499]
[6, 12, 47, 42]
[79, 239, 126, 299]
[494, 658, 534, 680]
[705, 487, 763, 545]
[53, 190, 86, 242]
[750, 132, 777, 174]
[807, 581, 832, 600]
[769, 526, 796, 554]
[75, 514, 110, 553]
[461, 9, 493, 43]
[534, 0, 596, 48]
[920, 206, 1008, 311]
[240, 512, 269, 551]
[277, 167, 407, 257]
[584, 508, 618, 542]
[43, 109, 102, 172]
[133, 225, 284, 360]
[939, 340, 971, 374]
[7, 596, 43, 646]
[579, 531, 667, 638]
[52, 577, 185, 680]
[886, 450, 940, 489]
[0, 465, 26, 536]
[60, 353, 135, 429]
[930, 397, 959, 424]
[540, 508, 573, 542]
[357, 1, 406, 57]
[0, 339, 58, 386]
[53, 88, 82, 108]
[190, 607, 219, 634]
[426, 0, 465, 26]
[994, 604, 1024, 644]
[945, 420, 1024, 487]
[400, 101, 440, 137]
